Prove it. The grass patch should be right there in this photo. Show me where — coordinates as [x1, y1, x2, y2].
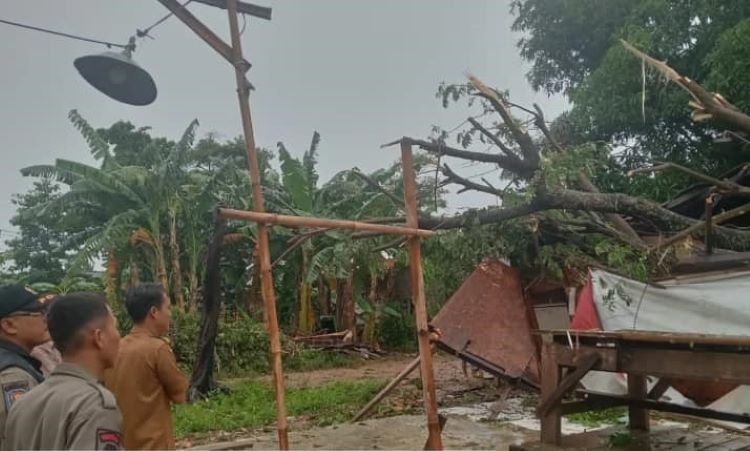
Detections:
[174, 378, 386, 438]
[284, 347, 358, 372]
[568, 407, 627, 427]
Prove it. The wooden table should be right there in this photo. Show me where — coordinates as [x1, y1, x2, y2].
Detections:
[536, 330, 750, 445]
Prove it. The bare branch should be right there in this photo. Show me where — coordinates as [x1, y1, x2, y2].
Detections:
[656, 201, 750, 250]
[532, 103, 565, 153]
[622, 40, 750, 135]
[442, 164, 503, 197]
[413, 189, 750, 251]
[466, 117, 519, 159]
[467, 75, 540, 167]
[629, 162, 750, 195]
[404, 137, 536, 177]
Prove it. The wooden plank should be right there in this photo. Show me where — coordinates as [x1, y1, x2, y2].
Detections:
[218, 208, 435, 237]
[352, 354, 423, 422]
[628, 374, 649, 431]
[538, 329, 750, 348]
[619, 348, 750, 384]
[584, 393, 750, 424]
[401, 142, 443, 450]
[560, 396, 628, 415]
[648, 378, 671, 400]
[537, 353, 600, 416]
[540, 335, 561, 445]
[552, 344, 750, 384]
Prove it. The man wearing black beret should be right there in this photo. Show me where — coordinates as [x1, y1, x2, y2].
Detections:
[0, 284, 49, 446]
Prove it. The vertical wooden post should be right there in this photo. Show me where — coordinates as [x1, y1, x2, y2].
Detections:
[401, 141, 443, 450]
[540, 334, 561, 445]
[627, 374, 650, 432]
[226, 1, 288, 448]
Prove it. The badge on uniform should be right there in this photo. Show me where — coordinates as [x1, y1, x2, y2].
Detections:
[2, 381, 29, 411]
[96, 428, 122, 450]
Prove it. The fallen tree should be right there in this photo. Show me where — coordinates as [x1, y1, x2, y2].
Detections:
[379, 44, 750, 265]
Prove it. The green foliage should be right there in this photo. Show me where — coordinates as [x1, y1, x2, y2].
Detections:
[569, 407, 626, 427]
[174, 378, 385, 437]
[513, 0, 750, 181]
[378, 302, 417, 351]
[168, 310, 270, 375]
[4, 177, 68, 285]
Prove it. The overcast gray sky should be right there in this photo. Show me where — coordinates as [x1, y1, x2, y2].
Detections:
[0, 0, 566, 245]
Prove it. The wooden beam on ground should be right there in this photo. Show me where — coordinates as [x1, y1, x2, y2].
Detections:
[402, 141, 443, 450]
[536, 353, 600, 417]
[352, 354, 423, 422]
[217, 208, 435, 237]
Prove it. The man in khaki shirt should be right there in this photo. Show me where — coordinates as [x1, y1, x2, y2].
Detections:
[106, 283, 188, 449]
[0, 284, 49, 446]
[3, 292, 123, 450]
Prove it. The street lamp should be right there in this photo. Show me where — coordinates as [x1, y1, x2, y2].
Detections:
[74, 37, 157, 106]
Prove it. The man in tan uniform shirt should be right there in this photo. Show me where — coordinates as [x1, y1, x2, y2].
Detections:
[106, 283, 188, 449]
[0, 284, 49, 447]
[3, 292, 123, 450]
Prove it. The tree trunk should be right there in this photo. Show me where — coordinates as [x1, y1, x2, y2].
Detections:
[153, 231, 169, 291]
[169, 211, 186, 310]
[362, 273, 379, 346]
[318, 276, 331, 316]
[187, 263, 199, 313]
[297, 252, 315, 335]
[105, 251, 119, 305]
[128, 257, 140, 290]
[335, 275, 356, 340]
[189, 213, 226, 400]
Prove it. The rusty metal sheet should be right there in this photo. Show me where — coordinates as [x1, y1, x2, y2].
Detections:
[431, 261, 540, 384]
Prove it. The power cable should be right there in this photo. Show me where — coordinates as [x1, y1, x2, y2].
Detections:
[0, 18, 129, 49]
[137, 0, 193, 39]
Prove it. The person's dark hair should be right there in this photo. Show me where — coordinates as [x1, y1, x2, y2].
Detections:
[125, 283, 167, 323]
[47, 292, 110, 355]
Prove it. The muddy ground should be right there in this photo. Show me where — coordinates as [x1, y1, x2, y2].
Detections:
[183, 351, 745, 450]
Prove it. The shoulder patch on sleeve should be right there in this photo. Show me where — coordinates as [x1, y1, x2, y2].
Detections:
[96, 428, 122, 450]
[2, 380, 30, 411]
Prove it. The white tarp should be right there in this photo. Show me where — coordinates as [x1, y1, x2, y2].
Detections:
[591, 269, 750, 334]
[581, 269, 750, 428]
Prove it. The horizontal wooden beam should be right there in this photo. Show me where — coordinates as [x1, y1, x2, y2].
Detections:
[582, 393, 750, 424]
[192, 0, 272, 20]
[217, 208, 435, 237]
[552, 343, 750, 384]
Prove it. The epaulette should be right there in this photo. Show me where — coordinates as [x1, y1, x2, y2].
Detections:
[92, 382, 118, 410]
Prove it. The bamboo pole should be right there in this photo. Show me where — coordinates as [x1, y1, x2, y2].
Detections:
[218, 208, 436, 237]
[225, 1, 288, 448]
[401, 141, 443, 450]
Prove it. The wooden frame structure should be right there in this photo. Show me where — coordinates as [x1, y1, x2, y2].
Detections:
[217, 141, 444, 450]
[151, 1, 442, 447]
[535, 330, 750, 446]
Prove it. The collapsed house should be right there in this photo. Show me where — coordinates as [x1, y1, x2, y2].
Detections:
[430, 259, 750, 429]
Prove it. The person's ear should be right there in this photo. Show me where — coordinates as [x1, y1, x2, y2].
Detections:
[92, 327, 105, 350]
[0, 317, 19, 336]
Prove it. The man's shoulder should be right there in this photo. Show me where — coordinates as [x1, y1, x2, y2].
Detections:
[125, 332, 171, 350]
[52, 373, 118, 411]
[0, 366, 38, 385]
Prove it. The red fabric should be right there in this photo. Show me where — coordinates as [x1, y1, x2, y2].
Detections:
[570, 272, 602, 330]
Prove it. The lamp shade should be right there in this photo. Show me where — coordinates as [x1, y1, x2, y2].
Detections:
[74, 51, 157, 106]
